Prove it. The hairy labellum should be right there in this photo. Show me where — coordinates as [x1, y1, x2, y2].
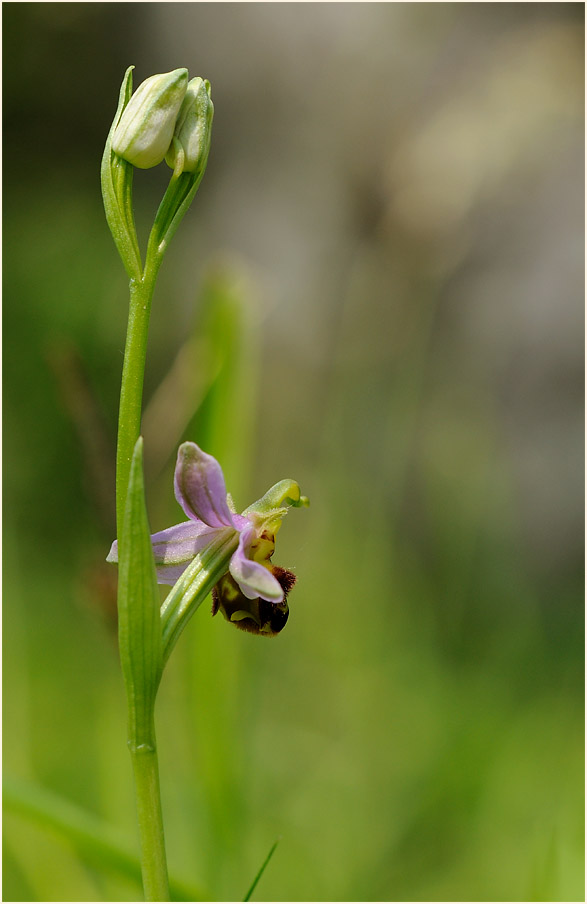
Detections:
[212, 566, 296, 636]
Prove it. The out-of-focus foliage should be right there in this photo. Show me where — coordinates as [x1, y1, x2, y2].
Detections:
[3, 4, 584, 902]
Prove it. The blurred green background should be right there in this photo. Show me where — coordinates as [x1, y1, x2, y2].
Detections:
[3, 3, 584, 902]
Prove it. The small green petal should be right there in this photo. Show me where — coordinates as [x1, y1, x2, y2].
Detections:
[244, 479, 308, 517]
[243, 479, 308, 535]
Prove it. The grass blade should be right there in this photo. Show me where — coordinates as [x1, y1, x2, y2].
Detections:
[243, 838, 280, 902]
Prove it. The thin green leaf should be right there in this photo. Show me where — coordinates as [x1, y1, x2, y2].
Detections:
[3, 776, 208, 901]
[118, 436, 162, 748]
[144, 146, 212, 277]
[243, 838, 280, 902]
[157, 154, 210, 254]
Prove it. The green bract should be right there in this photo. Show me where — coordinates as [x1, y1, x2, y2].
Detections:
[165, 77, 214, 176]
[117, 439, 163, 749]
[101, 66, 142, 280]
[112, 68, 188, 169]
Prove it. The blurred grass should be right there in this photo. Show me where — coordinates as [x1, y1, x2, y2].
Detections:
[3, 776, 207, 901]
[3, 3, 584, 902]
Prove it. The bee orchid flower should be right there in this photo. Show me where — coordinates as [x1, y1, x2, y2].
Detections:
[108, 442, 307, 635]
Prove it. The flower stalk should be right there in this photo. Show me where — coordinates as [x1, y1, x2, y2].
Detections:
[160, 528, 238, 664]
[116, 276, 156, 539]
[130, 746, 168, 902]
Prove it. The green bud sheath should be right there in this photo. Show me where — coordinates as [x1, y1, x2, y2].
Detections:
[101, 66, 142, 280]
[113, 68, 188, 169]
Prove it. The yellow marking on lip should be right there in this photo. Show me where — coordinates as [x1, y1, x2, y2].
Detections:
[230, 609, 260, 625]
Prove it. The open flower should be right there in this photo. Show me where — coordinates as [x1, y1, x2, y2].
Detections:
[108, 442, 307, 635]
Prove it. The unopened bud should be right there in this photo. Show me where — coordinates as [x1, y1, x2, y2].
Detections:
[165, 77, 213, 176]
[112, 68, 188, 169]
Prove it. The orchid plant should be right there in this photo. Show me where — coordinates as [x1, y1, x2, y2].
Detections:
[102, 66, 307, 902]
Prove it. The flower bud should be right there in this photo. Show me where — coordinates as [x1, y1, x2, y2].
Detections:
[112, 68, 188, 169]
[165, 77, 214, 175]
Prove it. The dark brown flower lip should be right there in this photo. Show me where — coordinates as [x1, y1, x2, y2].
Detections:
[211, 563, 296, 636]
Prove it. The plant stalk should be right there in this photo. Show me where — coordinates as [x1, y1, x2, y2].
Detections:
[130, 742, 170, 902]
[117, 262, 169, 901]
[116, 273, 156, 538]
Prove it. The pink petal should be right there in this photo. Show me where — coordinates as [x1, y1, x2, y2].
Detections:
[228, 525, 284, 603]
[107, 519, 222, 586]
[174, 442, 235, 528]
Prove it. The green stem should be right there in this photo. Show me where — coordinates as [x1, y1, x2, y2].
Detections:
[130, 742, 170, 902]
[116, 261, 170, 900]
[116, 272, 157, 539]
